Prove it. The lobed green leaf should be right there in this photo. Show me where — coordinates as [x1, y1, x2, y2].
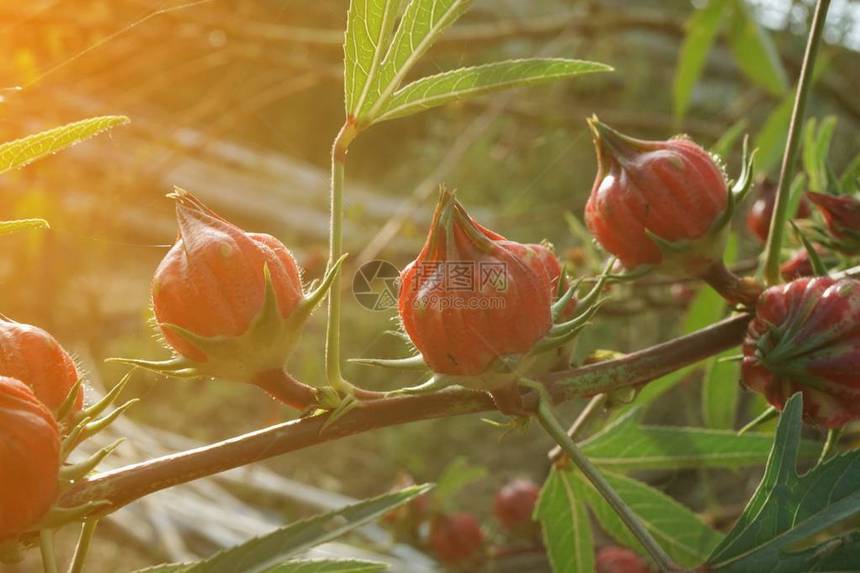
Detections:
[343, 0, 402, 115]
[360, 0, 473, 121]
[536, 468, 594, 573]
[375, 59, 612, 122]
[576, 469, 723, 568]
[708, 395, 860, 571]
[0, 115, 128, 175]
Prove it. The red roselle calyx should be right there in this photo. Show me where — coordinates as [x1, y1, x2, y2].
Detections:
[746, 179, 811, 243]
[429, 512, 486, 566]
[118, 189, 345, 408]
[806, 191, 860, 253]
[596, 545, 651, 573]
[0, 316, 82, 413]
[494, 479, 540, 532]
[395, 191, 605, 400]
[584, 117, 730, 276]
[0, 376, 61, 540]
[780, 246, 831, 281]
[584, 117, 762, 306]
[743, 277, 860, 428]
[398, 191, 554, 382]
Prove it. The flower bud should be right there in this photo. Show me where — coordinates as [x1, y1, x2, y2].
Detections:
[429, 512, 485, 566]
[584, 118, 729, 276]
[153, 190, 303, 362]
[493, 479, 540, 532]
[596, 546, 651, 573]
[398, 191, 554, 385]
[746, 179, 810, 243]
[0, 376, 61, 539]
[806, 191, 860, 252]
[742, 277, 860, 427]
[141, 190, 341, 396]
[0, 317, 81, 412]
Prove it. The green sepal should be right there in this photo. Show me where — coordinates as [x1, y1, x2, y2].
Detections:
[348, 354, 428, 370]
[385, 374, 457, 397]
[81, 372, 132, 420]
[545, 297, 607, 342]
[551, 277, 582, 321]
[34, 501, 112, 530]
[790, 220, 829, 277]
[55, 378, 83, 425]
[59, 439, 124, 483]
[61, 400, 137, 459]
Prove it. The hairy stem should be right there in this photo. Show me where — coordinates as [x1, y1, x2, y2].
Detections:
[535, 396, 676, 572]
[68, 519, 99, 573]
[763, 0, 832, 284]
[58, 314, 750, 513]
[325, 120, 358, 393]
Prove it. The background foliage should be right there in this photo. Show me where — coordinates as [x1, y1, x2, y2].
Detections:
[1, 0, 859, 570]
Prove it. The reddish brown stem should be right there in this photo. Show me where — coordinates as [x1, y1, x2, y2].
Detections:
[59, 314, 751, 513]
[700, 261, 764, 308]
[252, 369, 318, 410]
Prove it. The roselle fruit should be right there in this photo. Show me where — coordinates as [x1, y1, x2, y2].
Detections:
[133, 189, 343, 407]
[0, 376, 61, 539]
[493, 479, 540, 532]
[742, 277, 860, 427]
[398, 190, 554, 385]
[596, 546, 651, 573]
[0, 316, 82, 412]
[746, 179, 811, 243]
[429, 512, 485, 566]
[584, 118, 729, 276]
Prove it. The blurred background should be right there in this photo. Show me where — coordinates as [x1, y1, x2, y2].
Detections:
[1, 0, 859, 571]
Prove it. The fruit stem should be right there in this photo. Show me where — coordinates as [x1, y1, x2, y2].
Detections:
[763, 0, 832, 285]
[700, 260, 763, 308]
[39, 530, 58, 573]
[69, 519, 99, 573]
[523, 379, 677, 572]
[252, 369, 319, 410]
[326, 119, 359, 395]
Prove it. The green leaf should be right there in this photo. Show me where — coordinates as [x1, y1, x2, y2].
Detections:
[0, 218, 49, 236]
[576, 469, 723, 569]
[726, 0, 788, 96]
[536, 468, 594, 573]
[375, 59, 612, 122]
[802, 115, 837, 193]
[674, 0, 728, 119]
[754, 97, 792, 175]
[185, 485, 432, 573]
[0, 116, 128, 175]
[839, 152, 860, 194]
[343, 0, 402, 115]
[702, 235, 739, 429]
[708, 394, 860, 572]
[433, 456, 486, 508]
[360, 0, 473, 121]
[581, 408, 818, 471]
[266, 560, 387, 573]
